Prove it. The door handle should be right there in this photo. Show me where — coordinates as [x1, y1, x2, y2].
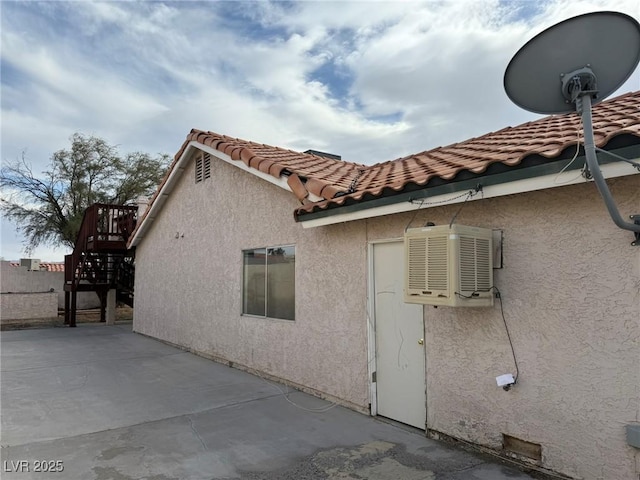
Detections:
[418, 338, 424, 345]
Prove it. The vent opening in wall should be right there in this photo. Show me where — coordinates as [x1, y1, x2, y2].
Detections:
[195, 153, 211, 183]
[203, 153, 211, 180]
[195, 155, 203, 183]
[502, 434, 542, 463]
[404, 224, 494, 307]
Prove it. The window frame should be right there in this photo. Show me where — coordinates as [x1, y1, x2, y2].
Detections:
[241, 244, 296, 321]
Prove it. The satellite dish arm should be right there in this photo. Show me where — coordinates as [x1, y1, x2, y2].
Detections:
[579, 94, 640, 234]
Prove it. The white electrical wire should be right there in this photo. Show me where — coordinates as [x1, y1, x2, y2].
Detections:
[259, 376, 340, 413]
[554, 125, 586, 185]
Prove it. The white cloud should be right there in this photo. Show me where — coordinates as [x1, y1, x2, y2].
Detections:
[2, 28, 171, 145]
[1, 0, 639, 260]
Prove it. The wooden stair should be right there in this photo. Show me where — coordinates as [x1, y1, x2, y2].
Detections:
[64, 204, 137, 326]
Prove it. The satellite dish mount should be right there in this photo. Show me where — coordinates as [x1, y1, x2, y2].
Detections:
[504, 11, 640, 245]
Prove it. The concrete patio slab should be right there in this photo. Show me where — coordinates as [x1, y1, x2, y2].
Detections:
[1, 324, 541, 480]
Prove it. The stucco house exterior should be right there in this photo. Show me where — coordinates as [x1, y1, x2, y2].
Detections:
[129, 91, 640, 480]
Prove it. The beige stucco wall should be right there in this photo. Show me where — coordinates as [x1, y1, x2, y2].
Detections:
[134, 148, 639, 480]
[366, 175, 639, 480]
[133, 152, 369, 410]
[0, 261, 100, 309]
[1, 292, 58, 320]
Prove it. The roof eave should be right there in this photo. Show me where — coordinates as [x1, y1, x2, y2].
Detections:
[296, 145, 640, 228]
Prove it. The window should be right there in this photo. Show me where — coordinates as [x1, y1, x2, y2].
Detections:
[243, 246, 295, 320]
[195, 153, 211, 183]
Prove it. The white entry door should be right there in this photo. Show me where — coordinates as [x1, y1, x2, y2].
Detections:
[373, 241, 426, 429]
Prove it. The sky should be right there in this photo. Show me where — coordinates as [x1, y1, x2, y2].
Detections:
[1, 0, 639, 261]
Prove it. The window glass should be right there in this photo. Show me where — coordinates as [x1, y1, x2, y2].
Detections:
[242, 246, 295, 320]
[243, 249, 266, 316]
[266, 246, 295, 320]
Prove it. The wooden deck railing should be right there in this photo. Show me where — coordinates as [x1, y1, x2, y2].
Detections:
[64, 203, 138, 326]
[65, 204, 137, 284]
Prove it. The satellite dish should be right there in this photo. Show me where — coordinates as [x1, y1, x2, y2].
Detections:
[504, 11, 640, 243]
[505, 11, 640, 114]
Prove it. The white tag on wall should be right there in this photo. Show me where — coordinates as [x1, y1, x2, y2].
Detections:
[496, 373, 515, 387]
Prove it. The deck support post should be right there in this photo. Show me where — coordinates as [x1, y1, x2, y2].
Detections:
[106, 289, 117, 325]
[98, 290, 107, 323]
[70, 291, 77, 327]
[64, 291, 70, 325]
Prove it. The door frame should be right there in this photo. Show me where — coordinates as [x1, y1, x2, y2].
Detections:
[367, 237, 404, 418]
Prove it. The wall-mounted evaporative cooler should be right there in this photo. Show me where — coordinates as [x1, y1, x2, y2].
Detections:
[404, 224, 494, 307]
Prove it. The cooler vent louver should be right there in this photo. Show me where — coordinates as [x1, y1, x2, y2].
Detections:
[404, 224, 494, 307]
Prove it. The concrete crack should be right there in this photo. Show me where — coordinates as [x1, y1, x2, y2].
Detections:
[1, 351, 187, 373]
[188, 415, 208, 451]
[78, 364, 90, 389]
[2, 391, 283, 449]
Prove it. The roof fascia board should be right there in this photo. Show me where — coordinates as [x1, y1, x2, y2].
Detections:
[129, 153, 188, 247]
[299, 155, 639, 228]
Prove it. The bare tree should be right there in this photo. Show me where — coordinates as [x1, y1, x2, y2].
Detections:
[1, 133, 169, 253]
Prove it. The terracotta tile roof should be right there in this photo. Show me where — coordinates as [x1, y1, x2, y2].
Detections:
[129, 130, 365, 244]
[172, 131, 365, 201]
[295, 90, 640, 217]
[9, 262, 65, 272]
[136, 90, 638, 235]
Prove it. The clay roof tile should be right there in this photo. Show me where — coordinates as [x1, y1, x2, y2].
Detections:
[133, 91, 639, 236]
[287, 173, 309, 202]
[240, 147, 256, 166]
